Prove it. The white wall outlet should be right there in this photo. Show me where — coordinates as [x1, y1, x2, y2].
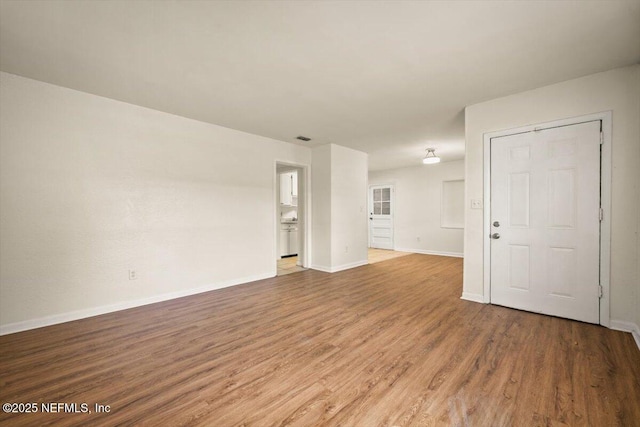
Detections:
[416, 236, 421, 242]
[129, 269, 137, 280]
[345, 245, 349, 253]
[471, 199, 483, 209]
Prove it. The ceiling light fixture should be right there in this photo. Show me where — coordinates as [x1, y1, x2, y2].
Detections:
[422, 148, 440, 164]
[296, 136, 311, 141]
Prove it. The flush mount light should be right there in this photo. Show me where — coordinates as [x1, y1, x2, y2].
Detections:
[422, 148, 440, 164]
[296, 136, 311, 141]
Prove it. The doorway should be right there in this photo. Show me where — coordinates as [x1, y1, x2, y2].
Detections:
[276, 163, 307, 276]
[487, 119, 605, 324]
[368, 184, 394, 250]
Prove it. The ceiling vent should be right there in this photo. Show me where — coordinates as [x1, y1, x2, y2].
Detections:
[296, 136, 311, 142]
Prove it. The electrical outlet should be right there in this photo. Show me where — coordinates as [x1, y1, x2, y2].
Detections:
[129, 270, 137, 280]
[345, 245, 349, 253]
[416, 236, 421, 242]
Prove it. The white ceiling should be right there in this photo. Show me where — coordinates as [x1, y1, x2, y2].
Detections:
[1, 1, 639, 171]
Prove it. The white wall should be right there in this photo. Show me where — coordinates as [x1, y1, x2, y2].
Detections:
[312, 144, 368, 272]
[369, 160, 464, 257]
[636, 67, 640, 341]
[311, 145, 332, 269]
[464, 65, 640, 334]
[330, 145, 369, 269]
[0, 72, 311, 333]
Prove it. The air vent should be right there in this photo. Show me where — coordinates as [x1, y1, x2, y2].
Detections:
[296, 136, 311, 142]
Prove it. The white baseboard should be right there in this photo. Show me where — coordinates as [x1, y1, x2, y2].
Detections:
[310, 264, 332, 273]
[311, 259, 368, 273]
[460, 292, 485, 303]
[0, 271, 275, 336]
[394, 247, 464, 258]
[610, 319, 640, 351]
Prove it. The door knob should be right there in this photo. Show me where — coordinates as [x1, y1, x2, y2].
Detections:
[493, 221, 500, 227]
[491, 233, 500, 239]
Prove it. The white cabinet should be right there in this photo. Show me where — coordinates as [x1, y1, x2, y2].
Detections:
[279, 171, 298, 206]
[279, 229, 289, 257]
[280, 224, 298, 257]
[289, 229, 298, 255]
[280, 173, 292, 206]
[291, 172, 298, 197]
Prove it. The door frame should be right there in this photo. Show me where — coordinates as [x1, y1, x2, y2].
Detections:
[275, 161, 310, 272]
[482, 111, 612, 327]
[368, 184, 395, 249]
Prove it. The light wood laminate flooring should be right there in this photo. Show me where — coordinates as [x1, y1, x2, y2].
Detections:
[277, 256, 306, 276]
[1, 254, 639, 426]
[278, 249, 409, 276]
[368, 248, 410, 264]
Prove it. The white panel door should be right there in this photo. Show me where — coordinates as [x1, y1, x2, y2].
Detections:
[490, 121, 601, 323]
[369, 185, 394, 250]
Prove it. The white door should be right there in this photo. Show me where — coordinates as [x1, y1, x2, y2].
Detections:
[490, 121, 601, 324]
[369, 185, 394, 250]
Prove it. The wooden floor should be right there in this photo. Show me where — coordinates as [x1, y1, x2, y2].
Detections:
[367, 248, 410, 264]
[277, 248, 409, 276]
[277, 256, 307, 276]
[1, 254, 639, 426]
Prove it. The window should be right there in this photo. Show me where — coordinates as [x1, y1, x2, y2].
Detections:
[373, 187, 391, 215]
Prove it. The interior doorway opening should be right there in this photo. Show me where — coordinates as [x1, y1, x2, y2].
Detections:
[276, 163, 308, 276]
